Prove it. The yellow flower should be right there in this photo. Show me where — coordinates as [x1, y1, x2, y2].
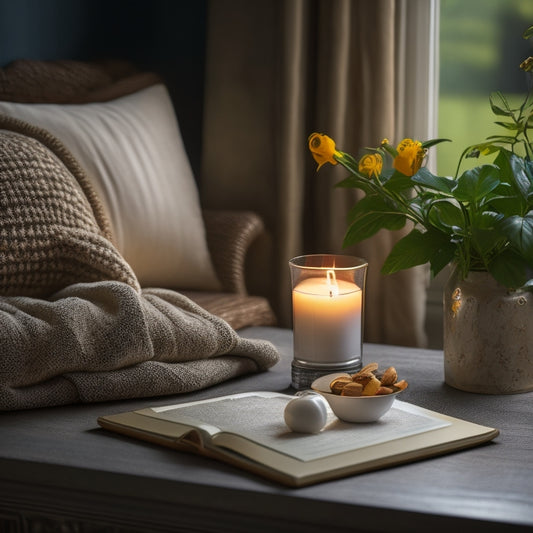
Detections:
[358, 153, 383, 178]
[393, 138, 425, 176]
[308, 133, 341, 170]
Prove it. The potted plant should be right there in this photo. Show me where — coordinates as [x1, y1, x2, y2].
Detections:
[308, 26, 533, 394]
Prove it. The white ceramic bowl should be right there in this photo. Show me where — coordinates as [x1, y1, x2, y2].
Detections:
[311, 372, 403, 423]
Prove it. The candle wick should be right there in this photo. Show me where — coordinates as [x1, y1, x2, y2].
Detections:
[326, 269, 339, 297]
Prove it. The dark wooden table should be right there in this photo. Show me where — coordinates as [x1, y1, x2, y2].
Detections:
[1, 326, 532, 533]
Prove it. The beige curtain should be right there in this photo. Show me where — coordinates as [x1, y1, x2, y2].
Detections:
[201, 0, 438, 347]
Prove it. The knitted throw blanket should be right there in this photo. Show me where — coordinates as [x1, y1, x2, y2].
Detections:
[0, 116, 138, 296]
[0, 117, 279, 410]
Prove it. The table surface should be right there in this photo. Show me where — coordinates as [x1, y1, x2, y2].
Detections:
[1, 326, 532, 533]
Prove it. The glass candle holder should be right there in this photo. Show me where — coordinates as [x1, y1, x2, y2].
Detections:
[289, 254, 368, 390]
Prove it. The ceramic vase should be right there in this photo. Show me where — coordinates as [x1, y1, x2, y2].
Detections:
[443, 268, 533, 394]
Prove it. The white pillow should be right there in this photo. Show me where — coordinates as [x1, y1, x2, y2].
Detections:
[0, 85, 221, 290]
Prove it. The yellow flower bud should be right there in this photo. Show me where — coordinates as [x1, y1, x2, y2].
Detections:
[358, 153, 383, 178]
[393, 138, 425, 176]
[520, 56, 533, 72]
[308, 133, 340, 170]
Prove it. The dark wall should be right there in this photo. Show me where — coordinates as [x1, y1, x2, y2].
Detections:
[0, 0, 207, 176]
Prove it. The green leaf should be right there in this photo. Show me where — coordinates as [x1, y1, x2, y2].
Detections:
[343, 195, 406, 247]
[494, 121, 519, 131]
[498, 213, 533, 264]
[335, 175, 376, 195]
[503, 152, 533, 198]
[381, 229, 455, 277]
[520, 112, 533, 132]
[523, 25, 533, 40]
[345, 194, 392, 224]
[428, 200, 465, 233]
[488, 192, 526, 217]
[383, 171, 415, 193]
[429, 243, 457, 277]
[343, 213, 405, 248]
[473, 210, 503, 229]
[525, 160, 533, 186]
[408, 196, 430, 221]
[496, 151, 533, 201]
[464, 142, 501, 158]
[485, 135, 519, 143]
[453, 165, 501, 203]
[420, 138, 451, 149]
[411, 168, 455, 194]
[488, 249, 531, 289]
[490, 91, 514, 117]
[470, 211, 506, 259]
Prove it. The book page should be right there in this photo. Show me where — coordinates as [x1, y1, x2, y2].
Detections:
[144, 394, 450, 462]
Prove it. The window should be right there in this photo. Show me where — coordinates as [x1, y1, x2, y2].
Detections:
[438, 0, 533, 176]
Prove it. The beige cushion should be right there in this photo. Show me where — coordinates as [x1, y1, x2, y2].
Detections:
[0, 85, 220, 291]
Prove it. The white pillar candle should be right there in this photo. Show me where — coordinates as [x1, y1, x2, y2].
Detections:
[292, 270, 362, 364]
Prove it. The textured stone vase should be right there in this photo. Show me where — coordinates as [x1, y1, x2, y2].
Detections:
[443, 269, 533, 394]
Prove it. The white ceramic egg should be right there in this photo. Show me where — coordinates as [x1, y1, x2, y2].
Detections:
[284, 391, 328, 433]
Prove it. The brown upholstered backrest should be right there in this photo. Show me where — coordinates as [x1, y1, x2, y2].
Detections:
[0, 59, 161, 104]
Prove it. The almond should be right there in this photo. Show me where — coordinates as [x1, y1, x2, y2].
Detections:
[362, 375, 381, 396]
[330, 376, 352, 395]
[380, 366, 398, 386]
[393, 379, 409, 391]
[356, 362, 379, 376]
[340, 382, 364, 396]
[352, 372, 374, 387]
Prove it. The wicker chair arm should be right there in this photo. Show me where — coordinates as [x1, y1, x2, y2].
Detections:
[202, 209, 265, 295]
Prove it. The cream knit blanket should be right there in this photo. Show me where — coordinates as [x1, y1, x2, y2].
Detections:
[0, 282, 279, 410]
[0, 118, 279, 410]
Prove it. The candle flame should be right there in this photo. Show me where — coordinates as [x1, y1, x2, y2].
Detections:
[326, 269, 339, 298]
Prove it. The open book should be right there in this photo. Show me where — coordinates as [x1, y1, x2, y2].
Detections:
[97, 392, 498, 487]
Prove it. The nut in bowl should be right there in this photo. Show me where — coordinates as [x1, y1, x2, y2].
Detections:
[311, 363, 408, 423]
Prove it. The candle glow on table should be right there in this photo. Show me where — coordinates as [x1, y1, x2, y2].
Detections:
[292, 270, 362, 364]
